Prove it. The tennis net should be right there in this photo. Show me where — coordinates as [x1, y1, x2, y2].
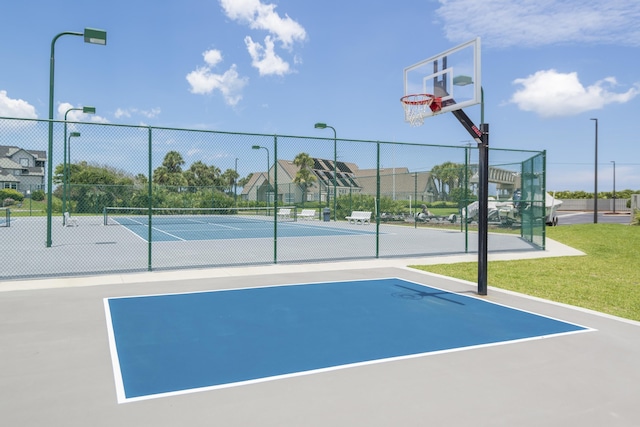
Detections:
[103, 206, 297, 226]
[0, 208, 9, 227]
[0, 208, 11, 227]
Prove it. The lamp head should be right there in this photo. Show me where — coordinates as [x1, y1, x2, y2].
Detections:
[84, 28, 107, 45]
[251, 145, 260, 150]
[70, 132, 81, 137]
[314, 122, 327, 129]
[82, 106, 96, 114]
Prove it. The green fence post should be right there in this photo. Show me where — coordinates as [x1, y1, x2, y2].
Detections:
[376, 141, 380, 258]
[464, 146, 469, 252]
[542, 150, 547, 250]
[148, 127, 153, 271]
[273, 135, 278, 264]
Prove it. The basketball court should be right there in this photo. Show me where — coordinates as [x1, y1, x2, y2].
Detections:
[2, 254, 640, 426]
[104, 277, 590, 403]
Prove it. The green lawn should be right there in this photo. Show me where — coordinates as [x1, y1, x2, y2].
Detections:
[7, 199, 48, 216]
[410, 224, 640, 321]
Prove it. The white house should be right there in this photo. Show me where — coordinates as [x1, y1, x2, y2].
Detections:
[0, 145, 46, 194]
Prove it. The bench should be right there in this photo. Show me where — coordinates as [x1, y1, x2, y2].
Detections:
[64, 212, 78, 227]
[298, 209, 316, 220]
[277, 208, 292, 220]
[345, 211, 372, 225]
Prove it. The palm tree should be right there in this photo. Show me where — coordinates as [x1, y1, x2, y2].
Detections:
[221, 168, 239, 194]
[439, 161, 462, 200]
[293, 152, 316, 205]
[430, 164, 445, 200]
[238, 173, 253, 189]
[153, 151, 187, 191]
[162, 151, 185, 174]
[184, 161, 216, 189]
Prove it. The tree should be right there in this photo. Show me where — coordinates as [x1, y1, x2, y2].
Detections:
[237, 173, 253, 189]
[162, 150, 185, 174]
[153, 151, 188, 190]
[221, 168, 240, 194]
[293, 152, 316, 205]
[430, 164, 445, 199]
[52, 161, 137, 213]
[430, 161, 465, 201]
[183, 161, 220, 190]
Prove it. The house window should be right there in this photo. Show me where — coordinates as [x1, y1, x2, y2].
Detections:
[20, 158, 30, 167]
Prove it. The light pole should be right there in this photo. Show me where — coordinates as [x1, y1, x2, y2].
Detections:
[314, 123, 337, 221]
[66, 131, 81, 219]
[252, 145, 270, 209]
[590, 118, 598, 223]
[611, 160, 616, 214]
[46, 27, 107, 247]
[63, 106, 95, 222]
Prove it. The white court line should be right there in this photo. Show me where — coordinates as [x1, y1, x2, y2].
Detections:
[113, 217, 186, 241]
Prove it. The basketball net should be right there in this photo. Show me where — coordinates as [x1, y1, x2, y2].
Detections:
[401, 94, 442, 127]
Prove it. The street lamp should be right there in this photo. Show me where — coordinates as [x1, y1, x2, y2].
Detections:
[63, 106, 95, 221]
[314, 122, 337, 221]
[46, 27, 107, 247]
[62, 132, 80, 221]
[611, 160, 616, 214]
[252, 145, 270, 209]
[590, 118, 598, 223]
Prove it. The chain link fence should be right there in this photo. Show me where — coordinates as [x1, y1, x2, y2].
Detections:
[1, 117, 545, 280]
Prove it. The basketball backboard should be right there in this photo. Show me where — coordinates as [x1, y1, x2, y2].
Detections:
[403, 38, 481, 123]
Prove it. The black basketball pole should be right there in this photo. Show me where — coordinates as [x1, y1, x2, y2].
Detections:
[477, 123, 489, 295]
[452, 109, 488, 295]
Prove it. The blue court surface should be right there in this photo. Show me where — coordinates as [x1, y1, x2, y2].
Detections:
[104, 278, 590, 403]
[115, 220, 378, 242]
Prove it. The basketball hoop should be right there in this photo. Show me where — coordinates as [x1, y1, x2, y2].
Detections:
[400, 94, 442, 127]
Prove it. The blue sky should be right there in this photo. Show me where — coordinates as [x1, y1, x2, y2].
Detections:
[1, 0, 639, 192]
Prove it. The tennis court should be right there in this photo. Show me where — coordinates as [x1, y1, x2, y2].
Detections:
[2, 212, 538, 280]
[103, 207, 378, 242]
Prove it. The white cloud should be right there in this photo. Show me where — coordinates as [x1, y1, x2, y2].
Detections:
[245, 36, 290, 76]
[114, 107, 161, 120]
[186, 50, 249, 106]
[114, 108, 131, 119]
[139, 108, 161, 119]
[0, 90, 37, 119]
[436, 0, 640, 48]
[219, 0, 306, 48]
[509, 69, 639, 117]
[219, 0, 306, 76]
[203, 49, 224, 67]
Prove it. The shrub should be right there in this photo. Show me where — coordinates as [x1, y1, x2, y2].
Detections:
[0, 188, 24, 202]
[31, 189, 45, 201]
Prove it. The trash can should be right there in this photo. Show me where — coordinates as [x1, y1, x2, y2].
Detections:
[323, 207, 330, 222]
